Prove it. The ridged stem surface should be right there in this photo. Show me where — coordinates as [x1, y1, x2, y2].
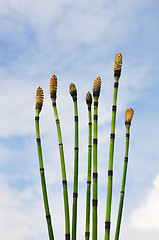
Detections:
[105, 76, 119, 240]
[52, 102, 70, 240]
[92, 98, 98, 240]
[35, 112, 54, 240]
[115, 127, 130, 240]
[72, 100, 79, 240]
[85, 106, 92, 240]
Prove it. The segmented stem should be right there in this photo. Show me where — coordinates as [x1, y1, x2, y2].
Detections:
[69, 83, 79, 240]
[85, 92, 92, 240]
[50, 76, 70, 240]
[105, 53, 122, 240]
[35, 112, 54, 240]
[115, 109, 134, 240]
[92, 77, 101, 240]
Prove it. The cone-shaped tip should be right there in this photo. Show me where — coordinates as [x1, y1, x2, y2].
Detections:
[69, 83, 77, 100]
[36, 87, 44, 112]
[125, 108, 134, 126]
[114, 53, 122, 78]
[93, 77, 101, 98]
[50, 75, 57, 101]
[86, 92, 92, 107]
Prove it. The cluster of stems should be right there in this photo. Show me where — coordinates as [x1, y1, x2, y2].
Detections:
[35, 53, 134, 240]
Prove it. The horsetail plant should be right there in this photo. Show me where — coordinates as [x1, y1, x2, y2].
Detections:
[85, 92, 93, 240]
[50, 75, 70, 240]
[69, 83, 79, 240]
[105, 53, 122, 240]
[35, 87, 54, 240]
[92, 77, 101, 240]
[114, 108, 134, 240]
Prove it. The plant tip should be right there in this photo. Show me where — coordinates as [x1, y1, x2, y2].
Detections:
[86, 92, 92, 107]
[35, 87, 44, 112]
[93, 77, 101, 98]
[125, 108, 134, 127]
[69, 83, 77, 101]
[50, 75, 57, 101]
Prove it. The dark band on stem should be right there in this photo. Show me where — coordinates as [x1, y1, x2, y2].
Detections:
[93, 91, 100, 98]
[87, 181, 91, 184]
[92, 199, 98, 206]
[105, 221, 111, 229]
[56, 119, 59, 124]
[51, 92, 57, 100]
[124, 157, 128, 162]
[73, 96, 77, 102]
[88, 106, 91, 111]
[40, 168, 44, 173]
[112, 105, 117, 112]
[94, 101, 98, 106]
[121, 191, 125, 195]
[93, 173, 98, 179]
[114, 70, 121, 77]
[85, 232, 90, 238]
[114, 82, 119, 88]
[52, 102, 56, 107]
[35, 116, 39, 121]
[35, 105, 42, 110]
[65, 233, 70, 240]
[93, 138, 98, 144]
[126, 133, 130, 138]
[94, 115, 98, 120]
[46, 214, 51, 220]
[73, 192, 78, 198]
[62, 180, 67, 185]
[36, 138, 41, 143]
[108, 170, 113, 176]
[59, 143, 63, 146]
[110, 133, 115, 139]
[88, 145, 92, 148]
[74, 116, 78, 121]
[125, 121, 131, 126]
[89, 122, 92, 126]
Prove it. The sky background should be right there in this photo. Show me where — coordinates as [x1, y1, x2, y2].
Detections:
[0, 0, 159, 239]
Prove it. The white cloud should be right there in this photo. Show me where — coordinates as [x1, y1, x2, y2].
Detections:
[130, 174, 159, 231]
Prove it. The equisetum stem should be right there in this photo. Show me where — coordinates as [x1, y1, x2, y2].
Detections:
[92, 97, 98, 240]
[105, 75, 120, 240]
[85, 103, 92, 240]
[52, 102, 70, 240]
[115, 115, 133, 240]
[35, 112, 54, 240]
[72, 100, 79, 240]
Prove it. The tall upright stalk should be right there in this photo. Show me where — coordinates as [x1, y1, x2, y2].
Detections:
[35, 87, 54, 240]
[115, 108, 134, 240]
[50, 76, 70, 240]
[69, 83, 79, 240]
[85, 92, 93, 240]
[105, 53, 122, 240]
[92, 77, 101, 240]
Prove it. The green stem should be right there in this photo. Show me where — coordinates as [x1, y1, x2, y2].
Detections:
[114, 127, 130, 240]
[105, 76, 119, 240]
[92, 98, 98, 240]
[85, 106, 92, 240]
[52, 102, 70, 240]
[35, 111, 54, 240]
[72, 100, 79, 240]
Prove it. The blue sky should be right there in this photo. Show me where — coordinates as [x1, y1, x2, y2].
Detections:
[0, 0, 159, 239]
